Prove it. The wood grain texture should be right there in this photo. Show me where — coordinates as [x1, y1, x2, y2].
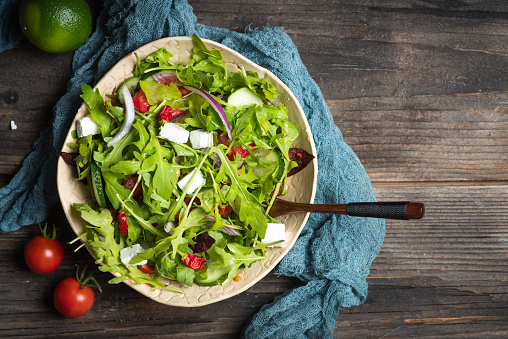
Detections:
[1, 0, 508, 338]
[338, 184, 508, 338]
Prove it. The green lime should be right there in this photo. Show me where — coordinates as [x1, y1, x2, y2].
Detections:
[19, 0, 92, 53]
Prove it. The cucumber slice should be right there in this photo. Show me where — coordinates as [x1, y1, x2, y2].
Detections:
[90, 162, 107, 208]
[274, 149, 286, 182]
[227, 87, 263, 107]
[117, 77, 140, 104]
[250, 149, 283, 180]
[195, 267, 231, 286]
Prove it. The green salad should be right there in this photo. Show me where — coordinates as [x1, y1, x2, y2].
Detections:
[67, 34, 304, 291]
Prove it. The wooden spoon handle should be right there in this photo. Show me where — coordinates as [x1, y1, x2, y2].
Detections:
[346, 202, 425, 220]
[271, 200, 425, 220]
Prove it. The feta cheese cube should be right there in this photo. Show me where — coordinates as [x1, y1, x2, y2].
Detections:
[178, 169, 206, 194]
[76, 115, 100, 138]
[10, 121, 17, 130]
[120, 243, 147, 266]
[261, 223, 285, 248]
[160, 122, 189, 144]
[164, 221, 175, 234]
[189, 129, 212, 149]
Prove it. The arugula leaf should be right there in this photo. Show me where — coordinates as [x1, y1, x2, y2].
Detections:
[214, 146, 267, 238]
[103, 128, 138, 169]
[134, 48, 175, 76]
[116, 194, 166, 238]
[101, 170, 131, 209]
[109, 160, 141, 175]
[176, 262, 196, 286]
[274, 121, 300, 160]
[191, 34, 228, 91]
[132, 120, 150, 153]
[147, 127, 179, 200]
[170, 208, 208, 258]
[73, 204, 123, 266]
[80, 83, 112, 137]
[225, 68, 279, 102]
[139, 80, 181, 105]
[99, 263, 182, 292]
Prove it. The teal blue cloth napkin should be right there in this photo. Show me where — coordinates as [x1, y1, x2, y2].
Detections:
[0, 0, 385, 337]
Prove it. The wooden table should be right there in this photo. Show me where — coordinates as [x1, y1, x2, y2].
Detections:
[1, 1, 507, 337]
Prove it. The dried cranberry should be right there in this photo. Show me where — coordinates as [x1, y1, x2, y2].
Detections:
[123, 174, 142, 197]
[287, 148, 315, 177]
[60, 152, 78, 166]
[189, 232, 215, 253]
[216, 130, 230, 147]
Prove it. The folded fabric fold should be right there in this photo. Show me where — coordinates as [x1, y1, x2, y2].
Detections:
[243, 279, 367, 338]
[0, 0, 385, 337]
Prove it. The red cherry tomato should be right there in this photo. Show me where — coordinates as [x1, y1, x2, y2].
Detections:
[159, 105, 184, 122]
[24, 225, 63, 274]
[227, 146, 250, 161]
[132, 90, 150, 113]
[53, 277, 95, 318]
[138, 263, 155, 274]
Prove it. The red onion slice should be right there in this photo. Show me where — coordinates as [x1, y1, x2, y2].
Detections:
[183, 85, 232, 139]
[219, 226, 241, 236]
[107, 85, 136, 147]
[152, 73, 165, 83]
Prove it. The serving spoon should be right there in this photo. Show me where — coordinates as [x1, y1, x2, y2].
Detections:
[269, 199, 425, 220]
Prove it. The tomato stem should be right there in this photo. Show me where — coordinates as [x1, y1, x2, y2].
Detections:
[75, 265, 102, 293]
[39, 223, 58, 239]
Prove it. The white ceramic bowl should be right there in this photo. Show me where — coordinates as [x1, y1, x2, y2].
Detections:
[57, 36, 317, 307]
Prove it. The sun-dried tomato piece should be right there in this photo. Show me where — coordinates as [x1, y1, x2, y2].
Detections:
[117, 213, 128, 236]
[189, 232, 215, 253]
[287, 148, 315, 177]
[60, 152, 78, 166]
[218, 204, 233, 216]
[182, 254, 206, 270]
[123, 174, 143, 197]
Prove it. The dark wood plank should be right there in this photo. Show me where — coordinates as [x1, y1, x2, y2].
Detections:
[333, 93, 508, 182]
[0, 43, 73, 174]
